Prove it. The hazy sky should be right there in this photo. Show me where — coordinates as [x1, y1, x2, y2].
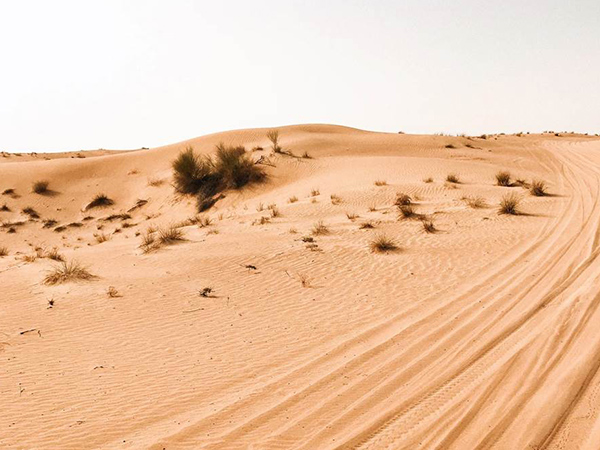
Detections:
[1, 0, 599, 152]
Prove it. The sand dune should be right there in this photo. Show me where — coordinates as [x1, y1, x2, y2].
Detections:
[2, 125, 600, 449]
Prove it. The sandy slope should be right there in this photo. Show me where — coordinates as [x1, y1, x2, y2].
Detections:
[1, 125, 600, 449]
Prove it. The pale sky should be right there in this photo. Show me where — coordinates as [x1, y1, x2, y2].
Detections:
[1, 0, 599, 152]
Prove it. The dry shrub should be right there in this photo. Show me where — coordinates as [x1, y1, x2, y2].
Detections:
[267, 130, 282, 153]
[423, 177, 433, 183]
[330, 194, 342, 205]
[158, 225, 185, 245]
[499, 193, 521, 215]
[310, 188, 320, 197]
[107, 286, 121, 298]
[253, 216, 271, 226]
[95, 233, 110, 243]
[370, 234, 399, 253]
[32, 180, 50, 194]
[398, 204, 417, 219]
[288, 195, 298, 203]
[462, 196, 487, 208]
[421, 218, 437, 233]
[22, 207, 40, 219]
[530, 179, 547, 196]
[346, 212, 359, 221]
[311, 220, 329, 236]
[360, 221, 375, 229]
[147, 177, 164, 187]
[0, 246, 8, 257]
[86, 194, 114, 210]
[44, 260, 95, 285]
[446, 173, 460, 183]
[374, 180, 387, 186]
[495, 171, 511, 186]
[395, 193, 412, 207]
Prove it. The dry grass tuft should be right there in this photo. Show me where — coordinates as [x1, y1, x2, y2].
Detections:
[253, 216, 271, 226]
[147, 177, 164, 187]
[462, 196, 487, 209]
[495, 171, 512, 186]
[310, 188, 320, 197]
[288, 195, 298, 203]
[370, 234, 399, 253]
[107, 286, 121, 298]
[298, 273, 312, 288]
[395, 193, 412, 207]
[499, 193, 521, 215]
[158, 225, 185, 245]
[269, 205, 281, 218]
[360, 221, 375, 229]
[346, 212, 359, 221]
[45, 247, 64, 261]
[446, 173, 460, 184]
[311, 220, 329, 236]
[44, 260, 95, 285]
[423, 177, 434, 183]
[374, 180, 387, 186]
[398, 204, 417, 219]
[530, 179, 547, 196]
[421, 218, 437, 233]
[94, 232, 110, 243]
[267, 130, 282, 153]
[86, 194, 114, 210]
[330, 194, 342, 205]
[0, 246, 8, 257]
[22, 207, 40, 219]
[32, 180, 50, 194]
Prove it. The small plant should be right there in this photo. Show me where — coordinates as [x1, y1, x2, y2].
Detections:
[22, 207, 40, 219]
[346, 212, 359, 221]
[172, 147, 215, 194]
[2, 188, 15, 196]
[499, 193, 521, 215]
[256, 202, 265, 212]
[199, 287, 213, 297]
[32, 180, 49, 194]
[360, 221, 375, 229]
[44, 260, 95, 285]
[0, 246, 7, 256]
[42, 219, 58, 228]
[86, 194, 114, 210]
[311, 220, 329, 236]
[395, 193, 412, 207]
[0, 203, 10, 212]
[158, 225, 185, 244]
[368, 204, 377, 212]
[374, 180, 387, 186]
[445, 144, 458, 149]
[289, 227, 298, 234]
[140, 229, 158, 253]
[269, 205, 281, 218]
[302, 151, 312, 159]
[370, 234, 399, 253]
[310, 188, 320, 197]
[288, 195, 298, 203]
[446, 173, 460, 184]
[398, 204, 416, 219]
[253, 216, 271, 226]
[462, 196, 487, 209]
[421, 219, 437, 233]
[267, 130, 282, 153]
[330, 194, 342, 205]
[530, 179, 547, 196]
[423, 177, 433, 183]
[196, 216, 213, 228]
[302, 236, 315, 243]
[107, 286, 121, 298]
[46, 247, 64, 261]
[495, 171, 511, 186]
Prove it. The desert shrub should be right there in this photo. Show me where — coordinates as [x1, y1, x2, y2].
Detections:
[346, 212, 359, 221]
[368, 204, 377, 212]
[462, 196, 487, 208]
[360, 221, 375, 229]
[196, 193, 218, 212]
[158, 225, 185, 245]
[253, 216, 271, 225]
[395, 193, 412, 207]
[172, 147, 216, 195]
[147, 177, 164, 187]
[423, 177, 433, 183]
[95, 233, 110, 243]
[42, 219, 57, 228]
[499, 193, 521, 215]
[370, 234, 398, 253]
[445, 144, 458, 149]
[495, 171, 511, 186]
[107, 286, 120, 298]
[215, 143, 266, 189]
[32, 180, 49, 194]
[398, 204, 416, 219]
[86, 194, 114, 210]
[0, 203, 10, 212]
[0, 246, 8, 257]
[446, 173, 460, 183]
[311, 220, 329, 236]
[22, 207, 40, 219]
[267, 130, 282, 153]
[530, 179, 547, 196]
[269, 205, 281, 218]
[2, 188, 15, 196]
[310, 188, 320, 197]
[302, 151, 312, 159]
[374, 180, 387, 186]
[288, 195, 298, 203]
[44, 260, 95, 285]
[46, 247, 64, 261]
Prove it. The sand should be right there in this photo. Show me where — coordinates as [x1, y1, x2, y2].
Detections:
[1, 124, 600, 449]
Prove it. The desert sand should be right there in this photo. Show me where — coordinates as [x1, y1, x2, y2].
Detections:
[2, 124, 600, 449]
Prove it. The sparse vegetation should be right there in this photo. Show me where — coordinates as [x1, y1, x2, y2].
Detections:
[374, 180, 387, 186]
[107, 286, 121, 298]
[253, 216, 271, 226]
[158, 225, 185, 245]
[32, 180, 49, 194]
[22, 207, 40, 219]
[310, 188, 320, 197]
[495, 171, 512, 186]
[45, 247, 64, 261]
[530, 179, 547, 196]
[0, 246, 7, 256]
[330, 194, 342, 205]
[44, 260, 95, 285]
[288, 195, 298, 203]
[368, 204, 377, 212]
[86, 194, 114, 210]
[370, 234, 399, 253]
[0, 203, 10, 212]
[499, 193, 521, 215]
[423, 177, 433, 183]
[446, 173, 460, 183]
[462, 196, 487, 209]
[95, 232, 110, 243]
[360, 221, 375, 229]
[269, 205, 281, 218]
[147, 177, 164, 187]
[421, 218, 437, 233]
[395, 193, 412, 207]
[398, 204, 417, 219]
[298, 274, 312, 288]
[346, 212, 359, 221]
[311, 220, 329, 236]
[267, 130, 282, 153]
[42, 219, 58, 228]
[445, 144, 458, 149]
[302, 151, 312, 159]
